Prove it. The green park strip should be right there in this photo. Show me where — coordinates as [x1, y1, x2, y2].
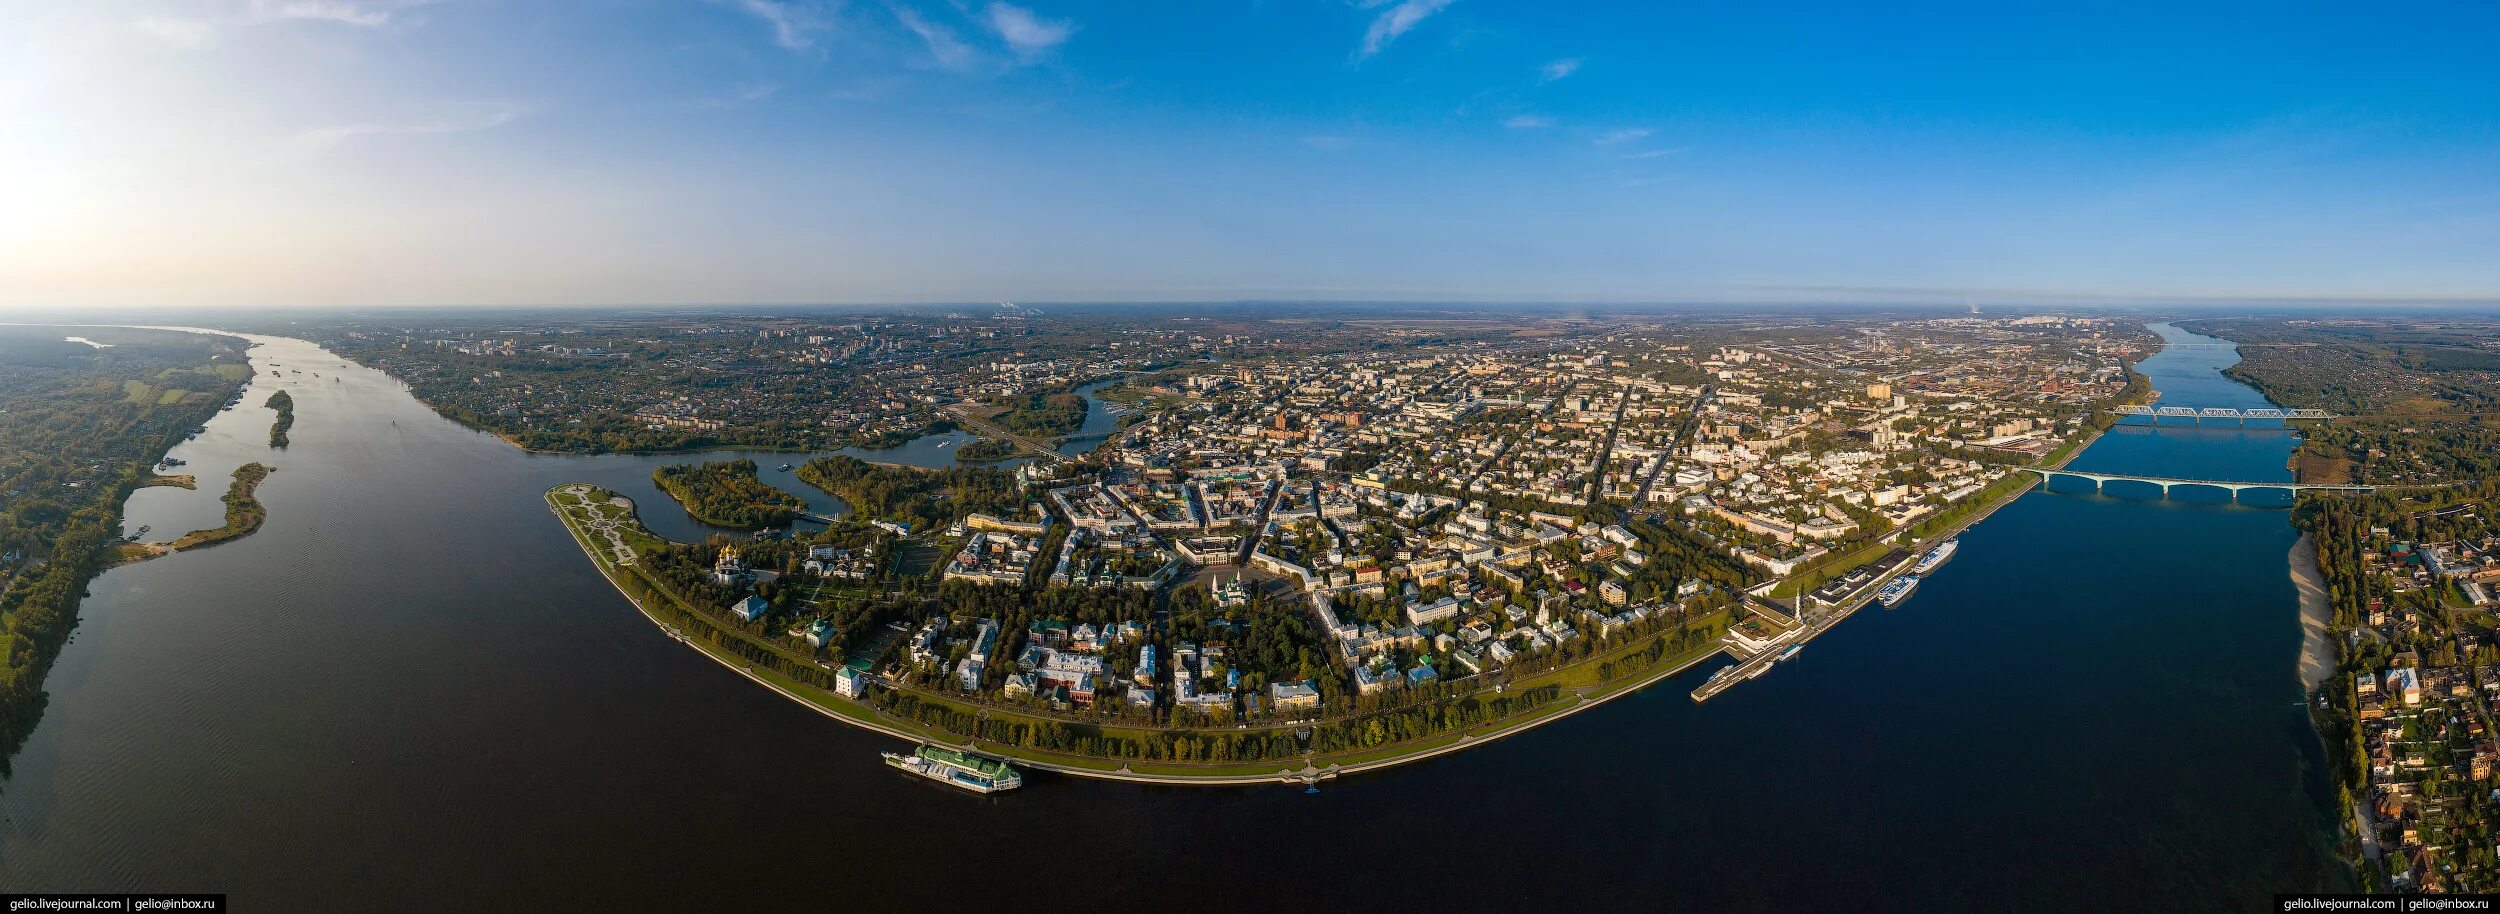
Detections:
[545, 483, 1739, 786]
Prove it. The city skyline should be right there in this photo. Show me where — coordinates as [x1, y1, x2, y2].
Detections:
[7, 1, 2500, 309]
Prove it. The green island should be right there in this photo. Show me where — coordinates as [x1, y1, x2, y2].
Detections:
[793, 455, 1023, 531]
[115, 463, 276, 564]
[266, 389, 295, 448]
[0, 327, 251, 759]
[983, 383, 1090, 439]
[547, 482, 1738, 783]
[652, 459, 803, 530]
[950, 438, 1022, 463]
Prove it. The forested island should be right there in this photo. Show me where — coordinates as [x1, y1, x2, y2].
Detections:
[117, 463, 277, 563]
[266, 389, 295, 448]
[794, 455, 1023, 530]
[0, 327, 250, 759]
[986, 384, 1089, 438]
[652, 459, 803, 530]
[951, 439, 1022, 463]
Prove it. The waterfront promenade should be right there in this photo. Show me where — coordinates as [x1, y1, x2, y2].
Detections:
[1695, 365, 2147, 701]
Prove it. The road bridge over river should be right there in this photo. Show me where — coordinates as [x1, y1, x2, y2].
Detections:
[941, 404, 1070, 465]
[2024, 468, 2382, 501]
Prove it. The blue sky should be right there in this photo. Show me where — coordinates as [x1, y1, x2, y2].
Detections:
[5, 1, 2498, 308]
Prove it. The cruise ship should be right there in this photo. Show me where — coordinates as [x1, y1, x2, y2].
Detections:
[1912, 539, 1959, 575]
[883, 746, 1024, 794]
[1875, 574, 1921, 608]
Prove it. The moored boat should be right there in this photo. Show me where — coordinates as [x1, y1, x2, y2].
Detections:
[1912, 539, 1959, 575]
[882, 746, 1023, 793]
[1876, 574, 1920, 608]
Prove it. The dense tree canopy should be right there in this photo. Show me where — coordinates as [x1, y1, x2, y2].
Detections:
[795, 455, 1025, 531]
[653, 459, 803, 529]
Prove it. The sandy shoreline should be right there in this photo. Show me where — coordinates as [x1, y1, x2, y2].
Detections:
[2291, 531, 2336, 689]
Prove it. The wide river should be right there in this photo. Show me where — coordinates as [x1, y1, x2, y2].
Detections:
[0, 323, 2342, 910]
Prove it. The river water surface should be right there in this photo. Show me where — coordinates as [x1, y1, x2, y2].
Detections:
[0, 324, 2343, 910]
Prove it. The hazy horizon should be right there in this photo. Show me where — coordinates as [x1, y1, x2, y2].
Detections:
[16, 298, 2500, 326]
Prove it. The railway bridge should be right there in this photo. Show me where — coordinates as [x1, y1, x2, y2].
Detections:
[2110, 405, 2336, 424]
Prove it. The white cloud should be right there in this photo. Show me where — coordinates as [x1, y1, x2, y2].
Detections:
[984, 2, 1072, 60]
[287, 101, 528, 153]
[1503, 115, 1551, 129]
[132, 16, 215, 47]
[1359, 0, 1454, 58]
[696, 81, 780, 108]
[717, 0, 823, 51]
[248, 0, 399, 28]
[1540, 58, 1580, 82]
[893, 6, 978, 71]
[134, 0, 424, 47]
[1620, 147, 1685, 160]
[1595, 127, 1652, 145]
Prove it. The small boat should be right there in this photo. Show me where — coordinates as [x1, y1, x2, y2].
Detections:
[883, 746, 1023, 794]
[1876, 574, 1921, 608]
[1778, 644, 1802, 662]
[777, 463, 793, 472]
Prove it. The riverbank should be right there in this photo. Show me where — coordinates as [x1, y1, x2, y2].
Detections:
[1714, 357, 2158, 695]
[547, 482, 1735, 786]
[2291, 532, 2336, 689]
